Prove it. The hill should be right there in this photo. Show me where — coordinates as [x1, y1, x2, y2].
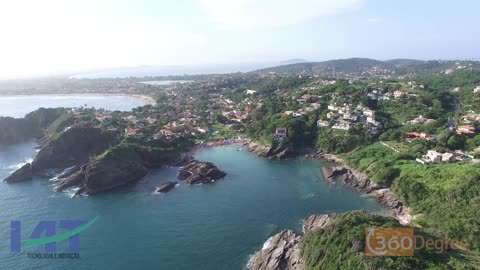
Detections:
[253, 58, 480, 77]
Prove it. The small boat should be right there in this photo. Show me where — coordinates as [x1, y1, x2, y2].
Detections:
[155, 181, 177, 193]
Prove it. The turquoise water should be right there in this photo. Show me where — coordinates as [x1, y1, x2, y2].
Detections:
[0, 143, 385, 270]
[0, 95, 146, 118]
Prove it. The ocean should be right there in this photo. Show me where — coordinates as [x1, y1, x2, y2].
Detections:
[0, 96, 385, 270]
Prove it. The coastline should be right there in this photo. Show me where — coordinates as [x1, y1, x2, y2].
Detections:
[240, 139, 415, 225]
[0, 93, 157, 106]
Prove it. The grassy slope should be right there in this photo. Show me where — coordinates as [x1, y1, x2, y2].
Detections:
[344, 144, 480, 253]
[301, 211, 479, 270]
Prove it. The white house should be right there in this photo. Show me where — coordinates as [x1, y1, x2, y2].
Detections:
[317, 120, 329, 128]
[246, 89, 257, 95]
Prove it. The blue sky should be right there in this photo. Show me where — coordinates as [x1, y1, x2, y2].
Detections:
[0, 0, 478, 78]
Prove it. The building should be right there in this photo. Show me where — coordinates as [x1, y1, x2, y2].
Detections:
[405, 132, 435, 142]
[474, 86, 480, 94]
[426, 150, 442, 163]
[125, 128, 143, 137]
[332, 121, 351, 131]
[363, 109, 375, 118]
[393, 90, 405, 99]
[317, 120, 329, 128]
[457, 125, 476, 135]
[246, 89, 257, 95]
[274, 127, 288, 140]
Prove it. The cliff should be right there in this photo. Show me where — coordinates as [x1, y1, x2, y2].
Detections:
[54, 143, 183, 195]
[249, 214, 336, 270]
[32, 127, 118, 171]
[3, 127, 118, 183]
[0, 108, 67, 145]
[251, 211, 475, 270]
[247, 141, 292, 159]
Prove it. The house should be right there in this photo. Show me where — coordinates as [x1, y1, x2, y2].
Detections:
[475, 147, 480, 153]
[246, 89, 257, 95]
[274, 127, 288, 140]
[474, 86, 480, 94]
[328, 104, 339, 111]
[146, 116, 157, 124]
[327, 112, 337, 119]
[441, 153, 455, 163]
[405, 132, 435, 142]
[407, 115, 435, 125]
[125, 128, 143, 137]
[197, 127, 211, 133]
[363, 109, 375, 118]
[317, 120, 329, 128]
[332, 121, 351, 131]
[426, 150, 442, 163]
[310, 103, 321, 110]
[456, 125, 476, 135]
[393, 90, 405, 99]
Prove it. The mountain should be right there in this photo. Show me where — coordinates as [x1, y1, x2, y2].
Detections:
[279, 58, 308, 65]
[253, 57, 480, 77]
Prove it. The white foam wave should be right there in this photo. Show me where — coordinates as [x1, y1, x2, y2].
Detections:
[7, 158, 33, 170]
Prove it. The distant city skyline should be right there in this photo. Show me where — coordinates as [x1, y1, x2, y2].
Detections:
[0, 0, 479, 79]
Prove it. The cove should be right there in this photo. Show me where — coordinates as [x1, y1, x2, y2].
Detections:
[0, 144, 385, 270]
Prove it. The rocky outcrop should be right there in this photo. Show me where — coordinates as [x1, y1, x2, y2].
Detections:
[249, 230, 303, 270]
[248, 141, 291, 160]
[155, 181, 177, 193]
[55, 155, 148, 195]
[178, 160, 226, 184]
[302, 213, 337, 234]
[250, 214, 336, 270]
[53, 143, 188, 195]
[3, 163, 33, 183]
[32, 127, 117, 171]
[322, 164, 411, 224]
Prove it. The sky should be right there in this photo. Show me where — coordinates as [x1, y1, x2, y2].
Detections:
[0, 0, 479, 79]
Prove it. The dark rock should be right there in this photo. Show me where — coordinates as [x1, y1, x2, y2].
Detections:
[248, 142, 292, 160]
[155, 181, 177, 193]
[3, 163, 32, 183]
[178, 160, 226, 184]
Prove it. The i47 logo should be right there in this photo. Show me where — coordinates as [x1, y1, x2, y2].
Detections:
[10, 217, 98, 252]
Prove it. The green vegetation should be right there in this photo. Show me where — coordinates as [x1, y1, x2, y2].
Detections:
[301, 211, 478, 270]
[345, 144, 480, 252]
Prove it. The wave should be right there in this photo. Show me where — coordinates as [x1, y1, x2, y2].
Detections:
[6, 158, 33, 172]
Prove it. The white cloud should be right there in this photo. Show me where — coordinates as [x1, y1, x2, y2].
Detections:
[199, 0, 362, 29]
[367, 17, 381, 23]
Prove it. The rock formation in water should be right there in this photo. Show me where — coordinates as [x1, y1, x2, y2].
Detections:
[3, 163, 33, 183]
[249, 214, 337, 270]
[247, 141, 291, 159]
[323, 165, 410, 224]
[3, 127, 118, 183]
[155, 181, 177, 193]
[178, 160, 226, 184]
[54, 143, 182, 195]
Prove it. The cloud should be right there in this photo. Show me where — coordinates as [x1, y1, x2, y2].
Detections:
[199, 0, 362, 29]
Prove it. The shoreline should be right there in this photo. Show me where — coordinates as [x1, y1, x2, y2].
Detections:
[239, 139, 415, 225]
[0, 93, 157, 106]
